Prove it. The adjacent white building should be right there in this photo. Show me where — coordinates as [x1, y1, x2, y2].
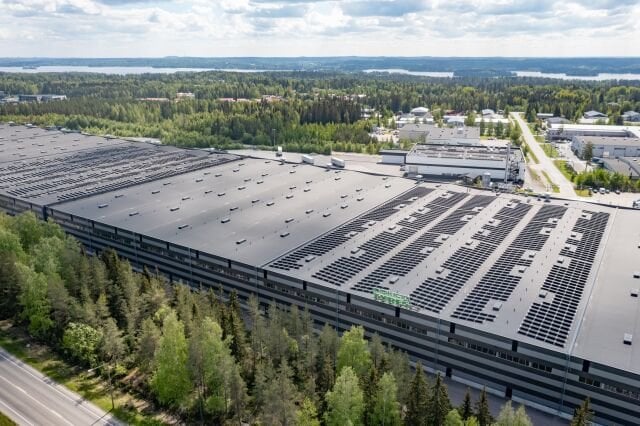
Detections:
[572, 135, 640, 159]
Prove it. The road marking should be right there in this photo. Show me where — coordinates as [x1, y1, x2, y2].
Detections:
[0, 350, 117, 425]
[0, 375, 75, 426]
[0, 397, 35, 426]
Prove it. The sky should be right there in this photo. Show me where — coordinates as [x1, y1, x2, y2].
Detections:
[0, 0, 639, 57]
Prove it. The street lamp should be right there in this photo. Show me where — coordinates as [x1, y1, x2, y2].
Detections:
[88, 361, 115, 410]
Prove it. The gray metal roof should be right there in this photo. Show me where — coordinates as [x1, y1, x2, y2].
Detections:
[54, 159, 416, 265]
[574, 136, 640, 147]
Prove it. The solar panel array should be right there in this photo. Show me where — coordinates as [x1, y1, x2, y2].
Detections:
[410, 199, 532, 313]
[452, 204, 567, 323]
[518, 210, 609, 347]
[269, 186, 433, 271]
[0, 144, 234, 204]
[352, 194, 493, 293]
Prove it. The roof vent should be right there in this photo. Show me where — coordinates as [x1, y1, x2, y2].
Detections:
[218, 192, 226, 196]
[230, 206, 238, 211]
[266, 201, 275, 206]
[341, 204, 348, 209]
[280, 232, 290, 238]
[290, 170, 296, 174]
[182, 196, 190, 200]
[163, 182, 172, 186]
[178, 224, 189, 230]
[262, 173, 269, 177]
[244, 178, 251, 182]
[232, 169, 239, 172]
[290, 186, 297, 190]
[205, 190, 213, 194]
[215, 173, 222, 177]
[492, 302, 503, 311]
[238, 186, 246, 190]
[236, 238, 246, 245]
[98, 203, 109, 209]
[634, 272, 640, 279]
[285, 218, 294, 223]
[170, 206, 180, 212]
[304, 188, 311, 192]
[305, 255, 316, 262]
[196, 178, 203, 182]
[323, 212, 332, 218]
[389, 275, 399, 284]
[221, 217, 230, 223]
[204, 172, 211, 175]
[357, 196, 364, 201]
[385, 184, 391, 188]
[129, 212, 139, 217]
[630, 289, 639, 298]
[286, 194, 294, 199]
[388, 225, 397, 231]
[539, 290, 548, 298]
[252, 199, 260, 204]
[624, 334, 633, 345]
[114, 194, 124, 199]
[349, 231, 358, 237]
[306, 180, 313, 184]
[341, 194, 348, 198]
[351, 247, 361, 254]
[356, 188, 363, 192]
[257, 180, 264, 184]
[306, 209, 314, 214]
[335, 177, 341, 181]
[436, 267, 444, 274]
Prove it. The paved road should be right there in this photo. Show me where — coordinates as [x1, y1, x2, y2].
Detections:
[511, 113, 576, 198]
[0, 347, 121, 426]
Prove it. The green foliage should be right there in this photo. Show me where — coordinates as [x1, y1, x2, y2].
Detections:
[258, 360, 299, 425]
[151, 310, 191, 407]
[574, 166, 640, 192]
[582, 142, 594, 162]
[494, 401, 533, 426]
[371, 372, 401, 426]
[475, 387, 493, 426]
[405, 362, 430, 426]
[570, 398, 594, 426]
[297, 398, 321, 426]
[444, 409, 464, 426]
[428, 373, 452, 426]
[324, 366, 364, 426]
[337, 326, 372, 379]
[16, 263, 53, 339]
[459, 387, 473, 420]
[61, 322, 102, 367]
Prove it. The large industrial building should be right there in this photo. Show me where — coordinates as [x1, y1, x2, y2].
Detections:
[572, 135, 640, 159]
[546, 123, 638, 141]
[1, 123, 639, 425]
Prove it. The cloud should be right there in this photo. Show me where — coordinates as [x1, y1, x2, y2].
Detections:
[0, 0, 638, 56]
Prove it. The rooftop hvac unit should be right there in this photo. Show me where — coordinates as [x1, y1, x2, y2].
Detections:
[623, 334, 633, 345]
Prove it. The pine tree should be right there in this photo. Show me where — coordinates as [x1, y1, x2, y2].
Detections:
[427, 373, 452, 426]
[570, 397, 594, 426]
[405, 362, 430, 426]
[459, 387, 473, 420]
[475, 387, 493, 426]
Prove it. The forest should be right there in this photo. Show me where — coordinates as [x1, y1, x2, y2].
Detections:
[1, 72, 640, 155]
[0, 211, 595, 426]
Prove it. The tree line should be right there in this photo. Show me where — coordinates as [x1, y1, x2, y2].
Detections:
[2, 72, 640, 155]
[0, 211, 595, 425]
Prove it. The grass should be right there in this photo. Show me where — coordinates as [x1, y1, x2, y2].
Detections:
[553, 159, 576, 182]
[534, 135, 545, 143]
[540, 143, 559, 158]
[541, 171, 560, 193]
[0, 322, 168, 426]
[525, 143, 539, 164]
[0, 411, 17, 426]
[574, 188, 591, 197]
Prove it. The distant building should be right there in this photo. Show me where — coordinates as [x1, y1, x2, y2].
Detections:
[443, 115, 466, 126]
[545, 117, 571, 127]
[176, 92, 195, 100]
[622, 111, 640, 122]
[17, 94, 67, 102]
[481, 109, 495, 117]
[396, 110, 433, 127]
[137, 97, 170, 102]
[536, 113, 554, 119]
[546, 124, 634, 141]
[601, 157, 640, 179]
[583, 110, 607, 119]
[572, 135, 640, 159]
[410, 106, 431, 117]
[399, 124, 479, 144]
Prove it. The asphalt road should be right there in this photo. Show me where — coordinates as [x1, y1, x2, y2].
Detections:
[511, 112, 576, 198]
[0, 347, 121, 426]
